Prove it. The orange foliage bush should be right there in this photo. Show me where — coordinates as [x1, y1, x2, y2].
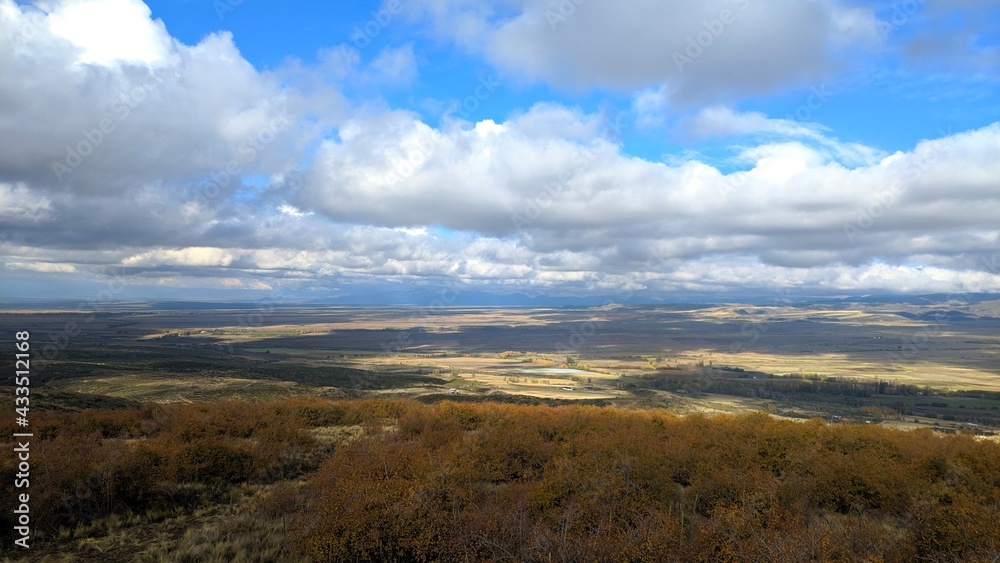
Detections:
[295, 402, 1000, 562]
[4, 396, 999, 561]
[0, 397, 357, 541]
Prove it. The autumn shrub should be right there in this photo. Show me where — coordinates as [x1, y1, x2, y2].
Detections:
[4, 396, 357, 543]
[9, 396, 1000, 561]
[295, 400, 1000, 562]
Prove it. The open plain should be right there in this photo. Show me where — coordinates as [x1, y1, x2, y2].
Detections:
[5, 298, 999, 431]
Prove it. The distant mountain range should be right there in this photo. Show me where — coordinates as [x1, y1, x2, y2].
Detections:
[3, 291, 999, 311]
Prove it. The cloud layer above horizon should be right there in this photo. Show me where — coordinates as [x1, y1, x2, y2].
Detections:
[1, 0, 999, 301]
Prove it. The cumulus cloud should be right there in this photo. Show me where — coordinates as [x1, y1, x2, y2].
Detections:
[1, 0, 997, 300]
[40, 0, 174, 66]
[399, 0, 881, 103]
[680, 106, 820, 141]
[0, 0, 314, 199]
[5, 260, 77, 273]
[293, 106, 1000, 293]
[122, 247, 238, 268]
[368, 44, 419, 86]
[315, 43, 419, 89]
[0, 182, 55, 223]
[296, 105, 625, 235]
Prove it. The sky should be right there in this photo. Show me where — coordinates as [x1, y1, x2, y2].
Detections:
[1, 0, 998, 304]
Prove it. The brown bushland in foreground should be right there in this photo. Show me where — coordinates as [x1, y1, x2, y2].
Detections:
[3, 398, 1000, 561]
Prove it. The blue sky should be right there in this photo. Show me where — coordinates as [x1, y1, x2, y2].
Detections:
[144, 0, 998, 156]
[1, 0, 999, 303]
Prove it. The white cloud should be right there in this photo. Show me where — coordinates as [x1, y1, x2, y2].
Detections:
[675, 106, 886, 167]
[122, 247, 237, 268]
[278, 203, 310, 217]
[291, 106, 1000, 293]
[0, 182, 55, 222]
[367, 44, 419, 86]
[632, 86, 670, 129]
[394, 226, 429, 237]
[0, 0, 313, 198]
[217, 277, 272, 290]
[316, 43, 419, 88]
[681, 106, 819, 140]
[5, 260, 76, 273]
[41, 0, 174, 66]
[402, 0, 881, 103]
[1, 0, 997, 300]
